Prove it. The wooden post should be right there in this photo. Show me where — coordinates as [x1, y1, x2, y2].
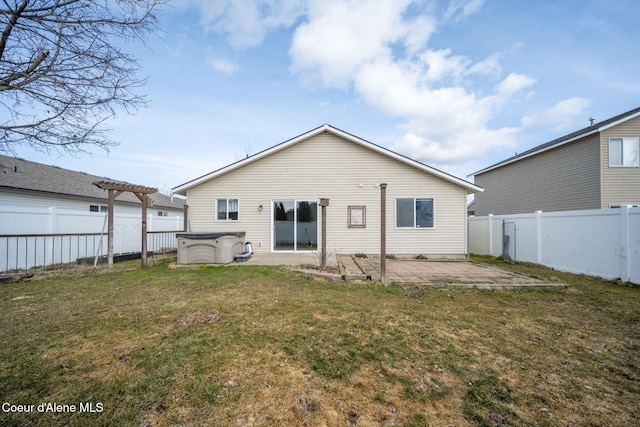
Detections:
[183, 204, 189, 231]
[107, 189, 115, 268]
[319, 198, 330, 268]
[380, 183, 387, 283]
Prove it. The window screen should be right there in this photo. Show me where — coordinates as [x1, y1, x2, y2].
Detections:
[396, 198, 414, 228]
[396, 198, 434, 228]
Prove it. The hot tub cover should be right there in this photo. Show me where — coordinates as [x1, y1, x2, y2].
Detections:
[176, 232, 246, 240]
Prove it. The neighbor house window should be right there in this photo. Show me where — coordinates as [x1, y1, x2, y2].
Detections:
[396, 198, 434, 228]
[217, 198, 239, 221]
[157, 211, 169, 217]
[609, 137, 639, 167]
[90, 205, 107, 213]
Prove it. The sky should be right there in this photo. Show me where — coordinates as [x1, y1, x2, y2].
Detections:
[8, 0, 640, 194]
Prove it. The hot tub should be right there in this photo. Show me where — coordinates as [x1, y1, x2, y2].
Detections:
[176, 232, 245, 264]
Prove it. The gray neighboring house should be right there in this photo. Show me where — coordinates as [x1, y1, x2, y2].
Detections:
[0, 154, 185, 234]
[469, 106, 640, 216]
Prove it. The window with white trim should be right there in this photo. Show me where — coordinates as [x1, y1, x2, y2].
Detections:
[609, 137, 639, 167]
[217, 198, 239, 221]
[396, 198, 434, 228]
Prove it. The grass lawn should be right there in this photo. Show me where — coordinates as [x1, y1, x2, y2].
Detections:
[1, 256, 639, 426]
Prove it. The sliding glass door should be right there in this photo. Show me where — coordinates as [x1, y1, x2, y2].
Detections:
[273, 199, 318, 251]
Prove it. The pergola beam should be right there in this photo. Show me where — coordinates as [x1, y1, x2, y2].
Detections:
[93, 181, 158, 268]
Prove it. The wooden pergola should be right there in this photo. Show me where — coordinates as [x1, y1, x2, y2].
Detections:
[93, 181, 158, 268]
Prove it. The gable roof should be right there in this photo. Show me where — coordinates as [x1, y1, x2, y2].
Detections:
[172, 124, 483, 194]
[472, 106, 640, 176]
[0, 154, 184, 209]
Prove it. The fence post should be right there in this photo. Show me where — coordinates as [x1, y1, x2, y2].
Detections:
[620, 205, 630, 282]
[488, 214, 494, 255]
[48, 207, 56, 234]
[534, 210, 543, 264]
[47, 207, 57, 266]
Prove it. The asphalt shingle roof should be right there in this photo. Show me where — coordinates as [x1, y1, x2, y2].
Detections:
[0, 154, 184, 210]
[474, 106, 640, 175]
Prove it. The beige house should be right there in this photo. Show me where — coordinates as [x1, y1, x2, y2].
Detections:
[172, 125, 483, 258]
[470, 106, 640, 216]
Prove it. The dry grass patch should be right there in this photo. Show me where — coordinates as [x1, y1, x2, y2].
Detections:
[177, 311, 223, 326]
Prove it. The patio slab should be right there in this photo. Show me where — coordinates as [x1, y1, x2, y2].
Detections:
[338, 255, 566, 289]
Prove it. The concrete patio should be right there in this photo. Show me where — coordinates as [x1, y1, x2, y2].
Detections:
[338, 255, 566, 289]
[234, 253, 566, 290]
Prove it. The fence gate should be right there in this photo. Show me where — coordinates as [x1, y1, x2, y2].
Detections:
[502, 220, 516, 264]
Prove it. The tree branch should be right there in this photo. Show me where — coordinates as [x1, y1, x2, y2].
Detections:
[0, 0, 167, 154]
[0, 50, 48, 88]
[0, 0, 29, 60]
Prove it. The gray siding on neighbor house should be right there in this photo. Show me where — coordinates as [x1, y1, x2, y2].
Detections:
[473, 134, 601, 215]
[600, 116, 640, 208]
[186, 132, 470, 256]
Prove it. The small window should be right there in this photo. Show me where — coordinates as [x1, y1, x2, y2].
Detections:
[609, 137, 639, 167]
[396, 198, 434, 228]
[348, 206, 366, 228]
[90, 205, 107, 213]
[217, 198, 239, 221]
[157, 211, 169, 217]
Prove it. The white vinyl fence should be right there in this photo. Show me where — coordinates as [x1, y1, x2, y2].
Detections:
[1, 206, 183, 273]
[468, 206, 640, 284]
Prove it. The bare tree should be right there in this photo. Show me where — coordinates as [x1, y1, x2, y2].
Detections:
[0, 0, 166, 154]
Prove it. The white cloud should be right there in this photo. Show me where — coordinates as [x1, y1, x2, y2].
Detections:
[351, 52, 531, 164]
[468, 53, 501, 78]
[290, 0, 415, 88]
[403, 15, 437, 56]
[443, 0, 485, 23]
[419, 49, 469, 83]
[184, 0, 307, 49]
[392, 122, 520, 165]
[497, 73, 537, 97]
[483, 72, 537, 107]
[208, 56, 237, 74]
[521, 98, 592, 131]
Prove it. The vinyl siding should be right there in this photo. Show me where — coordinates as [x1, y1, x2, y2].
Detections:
[473, 135, 601, 215]
[186, 132, 469, 255]
[600, 116, 640, 207]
